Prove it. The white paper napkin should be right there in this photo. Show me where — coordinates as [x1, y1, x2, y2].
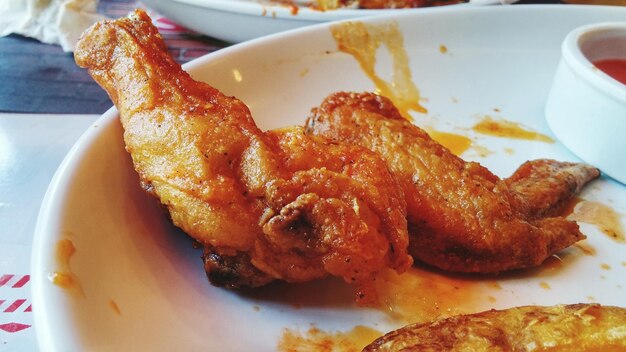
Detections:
[0, 0, 107, 52]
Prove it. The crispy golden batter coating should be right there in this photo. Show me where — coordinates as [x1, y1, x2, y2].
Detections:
[363, 304, 626, 351]
[74, 11, 411, 294]
[306, 92, 600, 273]
[505, 159, 601, 219]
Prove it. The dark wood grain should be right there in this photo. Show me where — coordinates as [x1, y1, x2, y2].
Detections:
[0, 34, 114, 113]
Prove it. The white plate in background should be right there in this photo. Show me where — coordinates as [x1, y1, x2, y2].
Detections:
[33, 6, 626, 351]
[141, 0, 517, 42]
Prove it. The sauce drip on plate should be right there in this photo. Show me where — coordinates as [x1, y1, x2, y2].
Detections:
[109, 299, 122, 315]
[568, 201, 625, 243]
[426, 129, 472, 156]
[48, 239, 81, 291]
[472, 115, 555, 143]
[330, 21, 427, 119]
[278, 325, 382, 352]
[372, 267, 498, 324]
[575, 242, 597, 256]
[330, 21, 473, 156]
[539, 281, 551, 290]
[560, 196, 584, 217]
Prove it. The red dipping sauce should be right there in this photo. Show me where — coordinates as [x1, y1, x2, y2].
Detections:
[593, 58, 626, 86]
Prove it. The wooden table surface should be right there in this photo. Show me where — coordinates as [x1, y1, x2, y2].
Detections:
[0, 0, 229, 114]
[0, 0, 561, 115]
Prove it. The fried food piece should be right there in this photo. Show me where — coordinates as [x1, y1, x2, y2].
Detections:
[505, 159, 601, 219]
[74, 11, 411, 294]
[305, 92, 600, 273]
[363, 304, 626, 351]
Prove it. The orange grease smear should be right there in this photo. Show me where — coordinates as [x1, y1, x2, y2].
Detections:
[330, 21, 427, 119]
[109, 299, 122, 315]
[330, 21, 474, 156]
[49, 239, 82, 294]
[568, 201, 625, 243]
[278, 325, 382, 352]
[48, 272, 74, 288]
[373, 267, 497, 324]
[540, 254, 564, 273]
[427, 130, 472, 156]
[574, 242, 597, 257]
[472, 116, 554, 143]
[560, 196, 584, 217]
[522, 252, 586, 279]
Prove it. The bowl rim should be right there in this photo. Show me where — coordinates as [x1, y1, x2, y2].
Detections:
[562, 21, 626, 104]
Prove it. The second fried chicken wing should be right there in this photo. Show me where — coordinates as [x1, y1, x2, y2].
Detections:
[306, 92, 600, 273]
[74, 11, 411, 296]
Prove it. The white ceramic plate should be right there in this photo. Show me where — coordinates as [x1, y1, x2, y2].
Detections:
[33, 6, 626, 351]
[141, 0, 517, 42]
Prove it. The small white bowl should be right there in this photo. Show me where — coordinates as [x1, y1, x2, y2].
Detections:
[545, 22, 626, 185]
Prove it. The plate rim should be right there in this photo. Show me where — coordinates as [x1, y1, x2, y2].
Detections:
[31, 107, 120, 350]
[31, 5, 626, 350]
[163, 0, 514, 21]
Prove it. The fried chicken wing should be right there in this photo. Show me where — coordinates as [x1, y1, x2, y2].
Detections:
[505, 159, 601, 219]
[74, 11, 411, 294]
[363, 304, 626, 351]
[305, 92, 600, 273]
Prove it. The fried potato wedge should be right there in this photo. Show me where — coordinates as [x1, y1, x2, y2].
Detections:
[364, 304, 626, 351]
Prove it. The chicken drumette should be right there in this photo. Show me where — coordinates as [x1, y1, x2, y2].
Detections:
[74, 10, 412, 295]
[306, 92, 599, 273]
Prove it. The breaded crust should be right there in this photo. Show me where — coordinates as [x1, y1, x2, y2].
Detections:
[364, 304, 626, 351]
